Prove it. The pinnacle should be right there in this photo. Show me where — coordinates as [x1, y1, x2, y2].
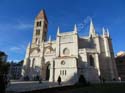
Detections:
[74, 24, 77, 31]
[57, 26, 60, 35]
[89, 19, 96, 36]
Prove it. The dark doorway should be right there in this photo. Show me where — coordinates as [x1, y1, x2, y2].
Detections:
[79, 75, 87, 85]
[46, 64, 50, 80]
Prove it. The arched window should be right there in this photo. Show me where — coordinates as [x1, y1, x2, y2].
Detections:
[89, 55, 94, 67]
[65, 70, 66, 75]
[59, 70, 67, 76]
[63, 48, 70, 56]
[36, 29, 40, 35]
[36, 21, 41, 27]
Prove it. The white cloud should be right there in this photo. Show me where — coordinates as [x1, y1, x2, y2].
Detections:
[14, 19, 33, 30]
[9, 44, 27, 54]
[0, 19, 33, 32]
[10, 46, 21, 51]
[15, 22, 33, 30]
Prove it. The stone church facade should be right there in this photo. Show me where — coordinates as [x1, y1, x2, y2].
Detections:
[22, 10, 118, 83]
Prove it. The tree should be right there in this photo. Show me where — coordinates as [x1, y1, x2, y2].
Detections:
[0, 61, 10, 93]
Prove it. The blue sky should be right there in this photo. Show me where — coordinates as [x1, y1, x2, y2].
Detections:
[0, 0, 125, 62]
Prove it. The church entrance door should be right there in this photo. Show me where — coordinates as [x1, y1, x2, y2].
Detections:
[79, 75, 87, 84]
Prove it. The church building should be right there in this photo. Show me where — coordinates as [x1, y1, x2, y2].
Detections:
[22, 10, 118, 83]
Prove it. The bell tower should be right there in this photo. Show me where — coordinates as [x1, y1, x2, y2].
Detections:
[32, 9, 48, 47]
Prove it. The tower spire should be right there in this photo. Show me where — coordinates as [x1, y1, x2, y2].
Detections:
[36, 9, 48, 23]
[89, 19, 96, 37]
[32, 9, 48, 47]
[74, 24, 78, 34]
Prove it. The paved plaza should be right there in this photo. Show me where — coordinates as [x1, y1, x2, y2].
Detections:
[6, 80, 71, 92]
[6, 80, 125, 93]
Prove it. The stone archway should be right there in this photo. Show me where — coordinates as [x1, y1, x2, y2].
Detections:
[79, 75, 87, 84]
[46, 63, 50, 81]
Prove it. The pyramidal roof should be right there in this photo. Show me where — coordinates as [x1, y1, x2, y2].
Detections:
[36, 9, 48, 22]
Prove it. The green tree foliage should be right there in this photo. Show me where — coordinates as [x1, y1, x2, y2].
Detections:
[0, 61, 10, 93]
[0, 61, 10, 74]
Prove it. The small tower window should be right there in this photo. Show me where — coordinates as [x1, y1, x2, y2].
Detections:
[89, 55, 95, 67]
[36, 21, 41, 27]
[36, 29, 40, 35]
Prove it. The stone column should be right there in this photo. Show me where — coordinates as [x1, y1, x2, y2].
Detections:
[73, 33, 78, 58]
[56, 36, 60, 57]
[103, 37, 110, 57]
[94, 36, 101, 53]
[103, 36, 114, 80]
[53, 60, 55, 82]
[49, 61, 54, 82]
[40, 57, 43, 80]
[95, 53, 100, 76]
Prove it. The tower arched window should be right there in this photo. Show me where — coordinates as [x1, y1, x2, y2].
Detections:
[36, 29, 40, 35]
[36, 21, 41, 27]
[89, 55, 94, 67]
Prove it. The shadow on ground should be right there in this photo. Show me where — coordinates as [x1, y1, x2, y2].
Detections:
[7, 83, 125, 93]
